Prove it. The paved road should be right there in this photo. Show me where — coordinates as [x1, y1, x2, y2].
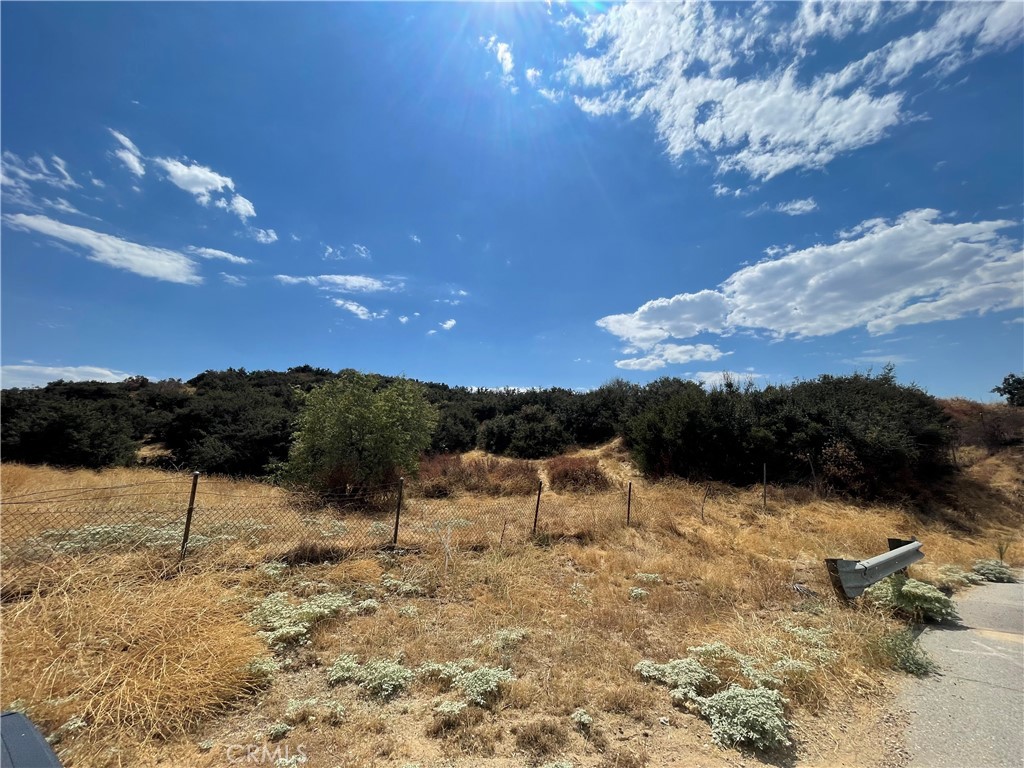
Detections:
[899, 580, 1024, 768]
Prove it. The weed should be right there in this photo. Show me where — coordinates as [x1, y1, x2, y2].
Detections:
[493, 627, 528, 652]
[973, 559, 1016, 582]
[569, 707, 593, 734]
[864, 575, 959, 622]
[266, 722, 292, 742]
[628, 587, 649, 601]
[514, 719, 569, 758]
[327, 654, 413, 700]
[633, 573, 662, 584]
[698, 684, 790, 751]
[354, 599, 380, 615]
[248, 592, 352, 650]
[869, 630, 937, 677]
[419, 660, 514, 706]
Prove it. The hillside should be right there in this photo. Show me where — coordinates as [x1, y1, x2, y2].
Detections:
[1, 444, 1020, 768]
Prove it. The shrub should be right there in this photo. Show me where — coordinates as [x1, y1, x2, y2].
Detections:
[933, 565, 985, 590]
[569, 708, 593, 734]
[415, 454, 539, 496]
[870, 630, 937, 677]
[419, 660, 514, 707]
[357, 659, 416, 700]
[545, 456, 611, 492]
[697, 685, 790, 751]
[284, 371, 438, 494]
[248, 592, 352, 651]
[493, 627, 529, 652]
[973, 559, 1016, 583]
[327, 654, 414, 700]
[628, 587, 649, 601]
[266, 722, 292, 742]
[863, 575, 958, 622]
[634, 658, 719, 702]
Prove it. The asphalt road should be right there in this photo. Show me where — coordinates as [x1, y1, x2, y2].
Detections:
[899, 580, 1024, 768]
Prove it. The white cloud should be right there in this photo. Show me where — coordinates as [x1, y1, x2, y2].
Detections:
[274, 274, 401, 293]
[1, 364, 135, 389]
[109, 129, 145, 177]
[2, 152, 80, 209]
[185, 245, 252, 265]
[526, 67, 542, 85]
[749, 197, 819, 216]
[251, 228, 278, 244]
[774, 197, 818, 216]
[426, 329, 437, 336]
[440, 319, 457, 330]
[333, 299, 386, 320]
[91, 178, 106, 189]
[399, 315, 409, 324]
[484, 35, 517, 90]
[537, 88, 564, 103]
[614, 343, 728, 371]
[352, 243, 371, 259]
[409, 234, 421, 244]
[3, 213, 202, 284]
[220, 272, 246, 287]
[323, 244, 344, 260]
[43, 197, 92, 218]
[153, 157, 234, 205]
[561, 2, 1023, 181]
[215, 194, 257, 221]
[597, 209, 1023, 364]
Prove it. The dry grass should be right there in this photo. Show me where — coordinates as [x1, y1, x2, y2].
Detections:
[546, 456, 612, 493]
[1, 447, 1021, 767]
[416, 453, 540, 497]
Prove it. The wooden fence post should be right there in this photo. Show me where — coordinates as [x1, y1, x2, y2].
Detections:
[180, 471, 199, 561]
[626, 481, 632, 526]
[762, 463, 767, 512]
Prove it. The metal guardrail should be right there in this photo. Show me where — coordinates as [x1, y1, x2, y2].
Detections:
[825, 538, 925, 599]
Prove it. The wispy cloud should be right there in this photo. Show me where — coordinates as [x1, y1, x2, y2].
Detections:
[1, 151, 79, 209]
[220, 272, 246, 287]
[598, 209, 1023, 367]
[526, 67, 542, 85]
[274, 274, 402, 293]
[483, 35, 517, 91]
[251, 228, 277, 244]
[561, 2, 1023, 181]
[352, 243, 371, 259]
[185, 245, 252, 265]
[0, 364, 135, 389]
[333, 299, 386, 320]
[3, 212, 202, 284]
[109, 129, 145, 177]
[215, 194, 257, 221]
[748, 197, 819, 216]
[440, 319, 456, 331]
[409, 234, 421, 244]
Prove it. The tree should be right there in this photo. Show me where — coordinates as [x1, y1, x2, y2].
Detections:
[992, 373, 1024, 407]
[284, 371, 438, 494]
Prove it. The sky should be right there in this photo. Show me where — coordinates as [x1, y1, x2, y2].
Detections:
[1, 1, 1022, 400]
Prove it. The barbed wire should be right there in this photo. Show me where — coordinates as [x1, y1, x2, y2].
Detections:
[0, 478, 183, 502]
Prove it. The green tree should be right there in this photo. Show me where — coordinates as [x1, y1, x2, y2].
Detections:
[992, 373, 1024, 407]
[284, 372, 438, 493]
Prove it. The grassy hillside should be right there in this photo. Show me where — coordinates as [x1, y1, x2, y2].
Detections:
[1, 445, 1020, 768]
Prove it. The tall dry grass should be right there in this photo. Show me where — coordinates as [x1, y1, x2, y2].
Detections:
[0, 449, 1020, 767]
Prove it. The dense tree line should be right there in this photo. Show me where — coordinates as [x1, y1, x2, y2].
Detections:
[3, 364, 1014, 500]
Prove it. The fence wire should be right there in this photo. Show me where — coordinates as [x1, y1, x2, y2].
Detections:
[1, 474, 647, 571]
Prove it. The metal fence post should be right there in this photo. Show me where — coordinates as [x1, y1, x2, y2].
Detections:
[626, 481, 632, 526]
[392, 477, 404, 546]
[180, 471, 199, 561]
[532, 480, 542, 535]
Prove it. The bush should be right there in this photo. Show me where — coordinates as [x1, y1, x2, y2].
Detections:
[327, 654, 414, 700]
[479, 406, 569, 459]
[248, 592, 352, 651]
[973, 559, 1016, 583]
[870, 630, 936, 677]
[284, 371, 438, 495]
[545, 456, 611, 492]
[419, 660, 515, 707]
[863, 575, 958, 622]
[415, 454, 539, 497]
[697, 685, 790, 751]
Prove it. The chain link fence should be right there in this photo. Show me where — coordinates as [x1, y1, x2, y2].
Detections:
[1, 472, 648, 573]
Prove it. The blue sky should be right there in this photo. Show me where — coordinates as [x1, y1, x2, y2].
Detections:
[2, 1, 1022, 400]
